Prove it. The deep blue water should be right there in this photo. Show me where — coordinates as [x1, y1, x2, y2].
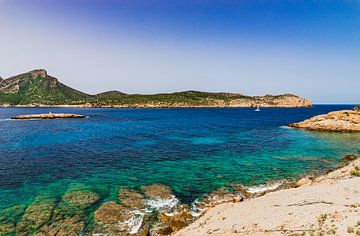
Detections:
[0, 105, 359, 211]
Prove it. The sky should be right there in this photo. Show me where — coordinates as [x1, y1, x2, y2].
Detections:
[0, 0, 359, 103]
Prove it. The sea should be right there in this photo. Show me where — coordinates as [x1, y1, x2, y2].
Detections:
[0, 105, 359, 232]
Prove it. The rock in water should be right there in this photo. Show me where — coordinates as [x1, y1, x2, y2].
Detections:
[340, 154, 358, 162]
[16, 199, 55, 235]
[62, 190, 99, 209]
[289, 110, 360, 132]
[94, 201, 132, 224]
[141, 184, 173, 199]
[11, 113, 86, 120]
[36, 215, 85, 236]
[157, 205, 194, 235]
[119, 188, 145, 209]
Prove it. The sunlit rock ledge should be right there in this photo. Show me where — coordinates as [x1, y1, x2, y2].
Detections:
[289, 108, 360, 132]
[176, 157, 360, 236]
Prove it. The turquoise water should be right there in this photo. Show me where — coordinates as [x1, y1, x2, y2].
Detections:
[0, 105, 359, 231]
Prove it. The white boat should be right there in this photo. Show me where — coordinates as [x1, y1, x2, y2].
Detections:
[255, 105, 260, 111]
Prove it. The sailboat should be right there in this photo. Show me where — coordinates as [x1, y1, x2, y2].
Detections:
[255, 105, 260, 111]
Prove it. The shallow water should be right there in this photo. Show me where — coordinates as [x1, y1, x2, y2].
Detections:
[0, 105, 359, 231]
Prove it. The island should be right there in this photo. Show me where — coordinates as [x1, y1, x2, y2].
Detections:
[0, 69, 312, 108]
[11, 113, 86, 120]
[289, 106, 360, 132]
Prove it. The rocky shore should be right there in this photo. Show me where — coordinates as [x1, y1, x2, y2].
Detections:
[0, 155, 359, 236]
[11, 113, 86, 120]
[289, 108, 360, 132]
[176, 157, 360, 236]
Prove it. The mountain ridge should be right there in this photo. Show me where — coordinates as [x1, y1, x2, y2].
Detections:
[0, 69, 312, 108]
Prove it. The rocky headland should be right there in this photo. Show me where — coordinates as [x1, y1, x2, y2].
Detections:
[289, 107, 360, 132]
[0, 69, 312, 108]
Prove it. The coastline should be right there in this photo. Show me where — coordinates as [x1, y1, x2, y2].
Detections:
[0, 104, 312, 108]
[289, 109, 360, 132]
[175, 158, 360, 236]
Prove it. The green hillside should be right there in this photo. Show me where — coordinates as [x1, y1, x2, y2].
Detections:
[0, 69, 312, 107]
[0, 69, 92, 105]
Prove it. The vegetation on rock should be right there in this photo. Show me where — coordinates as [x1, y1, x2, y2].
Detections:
[0, 69, 312, 107]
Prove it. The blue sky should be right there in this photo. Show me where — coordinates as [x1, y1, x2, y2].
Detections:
[0, 0, 359, 103]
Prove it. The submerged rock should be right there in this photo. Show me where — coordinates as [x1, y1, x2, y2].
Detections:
[94, 201, 132, 224]
[119, 188, 145, 209]
[36, 215, 85, 236]
[16, 199, 55, 235]
[62, 190, 99, 209]
[141, 184, 173, 200]
[52, 201, 84, 222]
[0, 204, 27, 224]
[0, 223, 16, 235]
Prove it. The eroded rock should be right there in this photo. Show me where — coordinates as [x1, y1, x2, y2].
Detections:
[340, 154, 358, 162]
[36, 215, 85, 236]
[62, 190, 99, 209]
[94, 201, 132, 224]
[295, 177, 312, 187]
[289, 110, 360, 132]
[119, 188, 145, 209]
[158, 205, 194, 235]
[0, 223, 15, 235]
[16, 199, 55, 235]
[141, 184, 173, 200]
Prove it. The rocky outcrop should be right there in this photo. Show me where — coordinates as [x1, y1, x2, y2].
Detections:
[289, 110, 360, 132]
[11, 113, 86, 119]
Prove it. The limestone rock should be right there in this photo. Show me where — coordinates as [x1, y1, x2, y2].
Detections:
[62, 190, 99, 208]
[16, 200, 55, 235]
[295, 177, 312, 187]
[141, 184, 173, 199]
[158, 206, 194, 234]
[340, 154, 358, 162]
[36, 215, 85, 236]
[94, 201, 132, 224]
[0, 223, 15, 235]
[119, 188, 145, 209]
[289, 110, 360, 132]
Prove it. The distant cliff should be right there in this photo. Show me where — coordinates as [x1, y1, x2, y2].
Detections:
[0, 69, 312, 108]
